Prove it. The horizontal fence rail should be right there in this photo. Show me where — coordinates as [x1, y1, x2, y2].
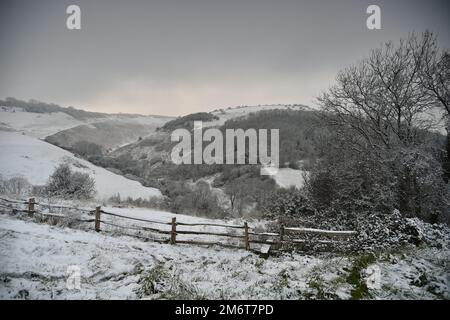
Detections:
[284, 227, 357, 236]
[0, 197, 357, 253]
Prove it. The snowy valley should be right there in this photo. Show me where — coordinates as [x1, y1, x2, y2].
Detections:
[0, 100, 449, 300]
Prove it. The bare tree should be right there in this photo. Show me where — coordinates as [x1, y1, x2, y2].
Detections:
[318, 32, 437, 153]
[409, 31, 450, 181]
[224, 180, 243, 213]
[410, 31, 449, 115]
[315, 32, 449, 220]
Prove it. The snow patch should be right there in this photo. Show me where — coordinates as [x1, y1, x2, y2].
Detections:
[272, 168, 306, 189]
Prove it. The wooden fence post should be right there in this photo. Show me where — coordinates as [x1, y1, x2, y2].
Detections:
[170, 217, 177, 244]
[28, 198, 35, 216]
[95, 206, 101, 232]
[279, 224, 284, 249]
[244, 222, 250, 250]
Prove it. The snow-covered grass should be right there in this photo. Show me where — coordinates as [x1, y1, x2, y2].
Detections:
[0, 213, 448, 300]
[0, 131, 162, 201]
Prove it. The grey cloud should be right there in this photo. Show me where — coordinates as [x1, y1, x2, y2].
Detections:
[0, 0, 449, 115]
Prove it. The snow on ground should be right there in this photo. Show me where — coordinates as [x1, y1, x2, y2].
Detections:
[0, 213, 317, 299]
[102, 206, 237, 226]
[0, 213, 448, 300]
[0, 108, 84, 138]
[97, 206, 267, 247]
[373, 248, 450, 299]
[272, 168, 306, 189]
[0, 131, 162, 201]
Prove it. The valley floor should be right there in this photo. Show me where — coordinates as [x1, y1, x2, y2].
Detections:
[0, 213, 448, 300]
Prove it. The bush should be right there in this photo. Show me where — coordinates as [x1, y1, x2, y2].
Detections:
[159, 180, 224, 218]
[107, 193, 166, 210]
[71, 141, 104, 157]
[0, 176, 33, 198]
[44, 164, 96, 199]
[351, 210, 423, 250]
[262, 188, 316, 224]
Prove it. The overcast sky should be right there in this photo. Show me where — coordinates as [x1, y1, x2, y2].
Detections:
[0, 0, 449, 116]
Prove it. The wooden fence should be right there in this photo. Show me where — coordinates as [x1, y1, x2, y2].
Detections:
[0, 197, 357, 253]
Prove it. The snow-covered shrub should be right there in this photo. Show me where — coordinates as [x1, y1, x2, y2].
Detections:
[405, 217, 450, 249]
[184, 181, 225, 217]
[262, 187, 315, 224]
[107, 193, 166, 210]
[393, 148, 450, 223]
[265, 197, 445, 252]
[44, 163, 96, 199]
[304, 141, 449, 226]
[350, 210, 423, 251]
[0, 176, 33, 198]
[160, 180, 225, 218]
[299, 208, 449, 252]
[304, 146, 399, 218]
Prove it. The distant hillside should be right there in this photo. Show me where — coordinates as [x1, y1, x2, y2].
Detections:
[45, 116, 172, 151]
[0, 97, 170, 120]
[92, 108, 323, 201]
[110, 106, 325, 169]
[0, 97, 174, 148]
[221, 109, 328, 168]
[205, 104, 313, 128]
[0, 97, 108, 120]
[0, 106, 84, 138]
[159, 112, 219, 131]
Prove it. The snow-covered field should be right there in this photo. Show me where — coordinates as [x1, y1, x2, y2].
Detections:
[0, 213, 448, 300]
[0, 131, 162, 200]
[0, 108, 84, 138]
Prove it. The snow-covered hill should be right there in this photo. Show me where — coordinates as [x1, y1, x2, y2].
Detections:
[205, 104, 312, 128]
[0, 106, 173, 149]
[0, 131, 162, 201]
[45, 115, 173, 151]
[0, 107, 84, 138]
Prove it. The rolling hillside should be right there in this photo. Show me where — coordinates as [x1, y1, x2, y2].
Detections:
[45, 116, 172, 151]
[0, 107, 85, 138]
[0, 131, 162, 201]
[0, 100, 174, 150]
